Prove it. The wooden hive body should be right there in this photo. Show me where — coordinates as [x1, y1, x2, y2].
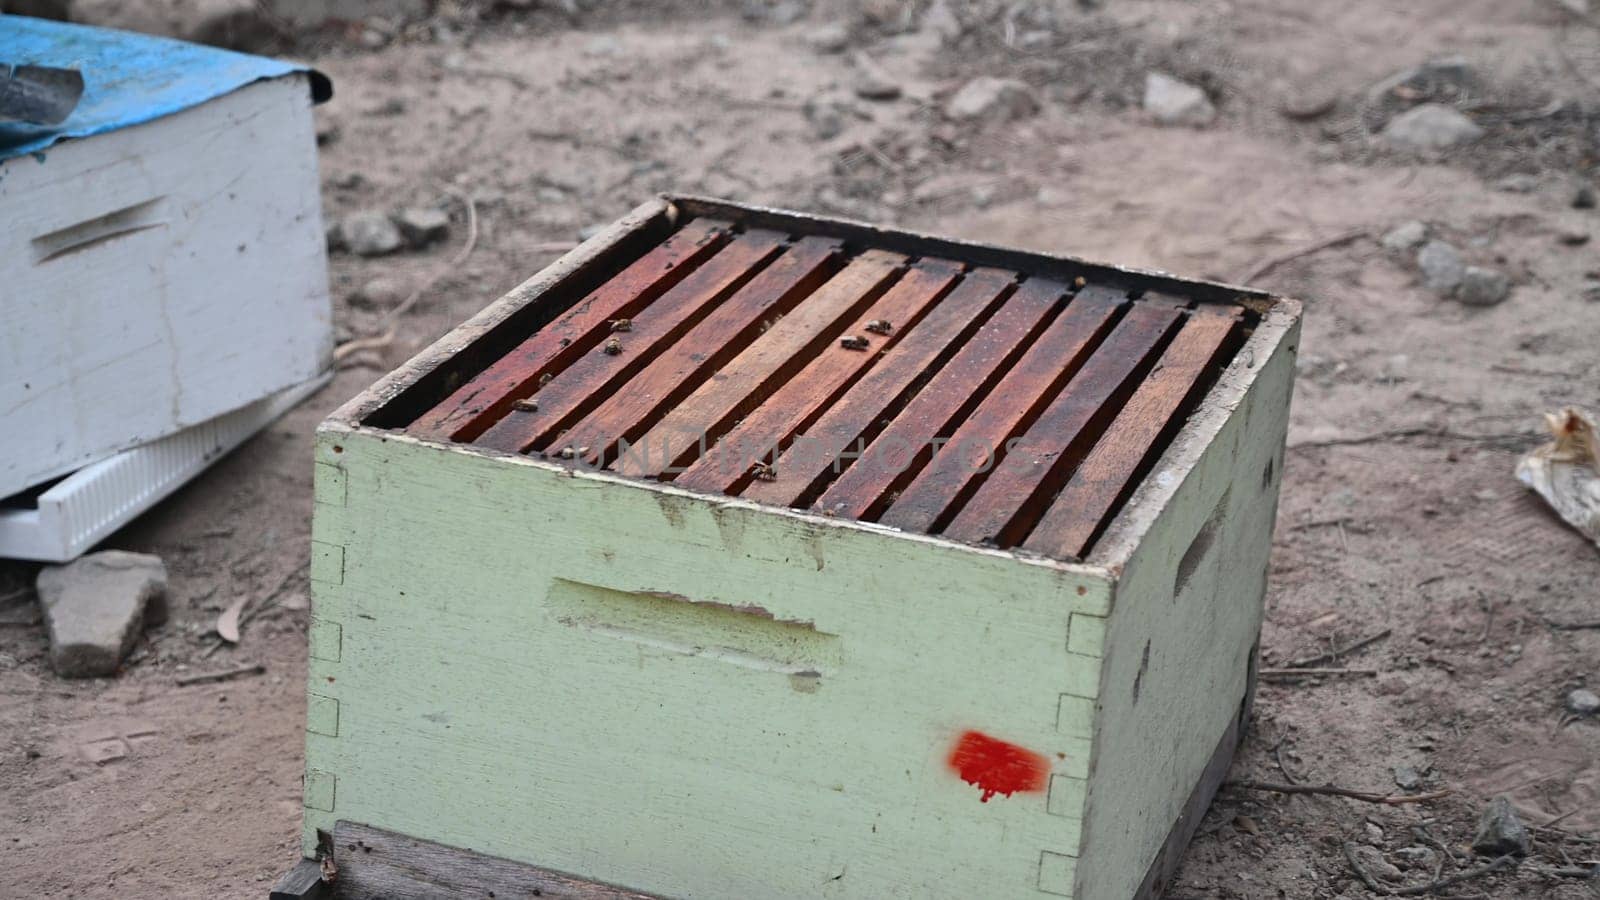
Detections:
[295, 197, 1300, 899]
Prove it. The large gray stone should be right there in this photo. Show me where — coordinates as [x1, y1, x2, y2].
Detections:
[342, 211, 404, 257]
[944, 77, 1038, 123]
[1382, 103, 1483, 152]
[395, 207, 450, 249]
[1472, 796, 1531, 857]
[1144, 72, 1216, 126]
[1455, 266, 1510, 307]
[36, 551, 167, 679]
[1416, 240, 1465, 295]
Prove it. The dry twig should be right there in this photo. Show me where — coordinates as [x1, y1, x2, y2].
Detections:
[1235, 228, 1370, 284]
[1261, 667, 1380, 678]
[1285, 629, 1392, 669]
[1228, 780, 1450, 805]
[176, 663, 265, 686]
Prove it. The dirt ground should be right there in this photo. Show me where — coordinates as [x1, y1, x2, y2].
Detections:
[4, 0, 1600, 896]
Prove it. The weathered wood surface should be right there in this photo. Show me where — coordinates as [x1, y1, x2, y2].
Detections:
[855, 285, 1122, 528]
[473, 229, 801, 453]
[408, 218, 733, 442]
[607, 249, 906, 475]
[2, 76, 330, 499]
[1024, 309, 1242, 560]
[741, 267, 1020, 508]
[304, 427, 1110, 898]
[940, 303, 1182, 547]
[1075, 310, 1298, 899]
[671, 258, 964, 494]
[333, 821, 660, 899]
[268, 857, 329, 900]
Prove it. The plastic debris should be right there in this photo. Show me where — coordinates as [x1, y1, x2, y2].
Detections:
[1515, 407, 1600, 548]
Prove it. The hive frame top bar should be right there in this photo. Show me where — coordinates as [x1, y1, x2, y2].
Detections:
[324, 194, 1301, 573]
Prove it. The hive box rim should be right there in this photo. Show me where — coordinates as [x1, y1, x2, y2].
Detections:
[321, 194, 1301, 575]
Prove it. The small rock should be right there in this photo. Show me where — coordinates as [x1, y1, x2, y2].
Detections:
[1382, 220, 1429, 252]
[1559, 230, 1590, 246]
[1566, 688, 1600, 715]
[804, 98, 849, 140]
[804, 22, 852, 53]
[1393, 765, 1424, 792]
[578, 223, 608, 242]
[1364, 821, 1386, 846]
[1280, 87, 1339, 121]
[342, 211, 404, 257]
[1394, 846, 1437, 870]
[395, 207, 451, 248]
[1349, 844, 1404, 882]
[358, 26, 389, 49]
[1495, 174, 1538, 193]
[854, 70, 902, 102]
[1416, 240, 1465, 294]
[349, 276, 407, 310]
[1456, 266, 1510, 306]
[1584, 280, 1600, 303]
[1472, 796, 1531, 857]
[36, 552, 167, 678]
[1575, 184, 1597, 209]
[1144, 72, 1216, 127]
[944, 77, 1038, 123]
[1382, 103, 1483, 151]
[325, 222, 347, 253]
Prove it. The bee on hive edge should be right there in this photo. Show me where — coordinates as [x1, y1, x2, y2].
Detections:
[839, 335, 870, 351]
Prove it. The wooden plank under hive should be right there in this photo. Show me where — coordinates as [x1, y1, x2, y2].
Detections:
[307, 196, 1302, 900]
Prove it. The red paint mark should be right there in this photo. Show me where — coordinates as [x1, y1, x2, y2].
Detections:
[946, 730, 1051, 802]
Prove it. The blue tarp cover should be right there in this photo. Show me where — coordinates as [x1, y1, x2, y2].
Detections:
[1, 15, 329, 161]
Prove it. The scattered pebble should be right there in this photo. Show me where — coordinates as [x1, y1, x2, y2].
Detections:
[395, 207, 451, 249]
[1394, 846, 1437, 870]
[1364, 821, 1386, 846]
[1381, 220, 1428, 252]
[1382, 103, 1483, 151]
[853, 70, 902, 102]
[1558, 230, 1590, 246]
[1455, 266, 1510, 306]
[36, 551, 167, 679]
[1143, 72, 1216, 126]
[1566, 688, 1600, 715]
[804, 22, 851, 54]
[1279, 87, 1339, 121]
[1416, 240, 1465, 295]
[1471, 796, 1531, 857]
[341, 210, 404, 257]
[944, 77, 1039, 123]
[349, 276, 407, 310]
[1349, 844, 1404, 882]
[1575, 184, 1597, 209]
[1393, 765, 1423, 792]
[1583, 280, 1600, 303]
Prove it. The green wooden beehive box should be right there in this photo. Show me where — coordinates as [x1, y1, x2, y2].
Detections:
[285, 196, 1300, 900]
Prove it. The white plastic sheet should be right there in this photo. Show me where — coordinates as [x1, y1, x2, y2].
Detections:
[1516, 408, 1600, 548]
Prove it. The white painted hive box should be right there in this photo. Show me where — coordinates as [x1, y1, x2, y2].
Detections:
[0, 19, 333, 499]
[298, 196, 1300, 899]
